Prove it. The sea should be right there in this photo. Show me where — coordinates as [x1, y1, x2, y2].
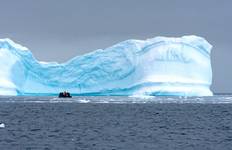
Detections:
[0, 95, 232, 150]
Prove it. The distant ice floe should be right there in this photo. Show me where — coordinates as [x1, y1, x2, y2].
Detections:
[0, 95, 232, 104]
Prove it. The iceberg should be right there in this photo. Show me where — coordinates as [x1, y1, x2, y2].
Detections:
[0, 35, 213, 96]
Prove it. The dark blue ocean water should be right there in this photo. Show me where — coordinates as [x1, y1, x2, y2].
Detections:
[0, 95, 232, 150]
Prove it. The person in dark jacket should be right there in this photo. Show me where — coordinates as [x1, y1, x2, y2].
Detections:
[59, 91, 72, 98]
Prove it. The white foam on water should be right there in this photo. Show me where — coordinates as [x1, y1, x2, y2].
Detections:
[78, 99, 90, 103]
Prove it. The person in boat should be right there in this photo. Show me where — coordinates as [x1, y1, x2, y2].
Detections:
[59, 91, 72, 98]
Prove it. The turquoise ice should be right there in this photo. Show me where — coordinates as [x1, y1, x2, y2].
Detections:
[0, 35, 213, 96]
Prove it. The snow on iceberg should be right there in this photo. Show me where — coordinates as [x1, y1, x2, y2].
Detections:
[0, 35, 213, 96]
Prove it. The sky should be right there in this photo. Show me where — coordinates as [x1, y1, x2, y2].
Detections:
[0, 0, 231, 93]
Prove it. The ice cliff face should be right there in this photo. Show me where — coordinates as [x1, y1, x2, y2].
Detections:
[0, 36, 213, 96]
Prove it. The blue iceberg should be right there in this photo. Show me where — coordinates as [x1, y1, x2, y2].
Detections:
[0, 35, 213, 96]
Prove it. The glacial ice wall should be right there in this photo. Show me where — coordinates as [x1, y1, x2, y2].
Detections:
[0, 35, 213, 96]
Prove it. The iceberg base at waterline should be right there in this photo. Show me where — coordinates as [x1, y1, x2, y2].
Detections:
[0, 35, 213, 96]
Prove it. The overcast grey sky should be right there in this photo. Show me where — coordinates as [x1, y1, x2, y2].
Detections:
[0, 0, 231, 93]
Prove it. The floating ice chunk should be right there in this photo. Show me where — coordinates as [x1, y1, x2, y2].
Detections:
[0, 123, 5, 128]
